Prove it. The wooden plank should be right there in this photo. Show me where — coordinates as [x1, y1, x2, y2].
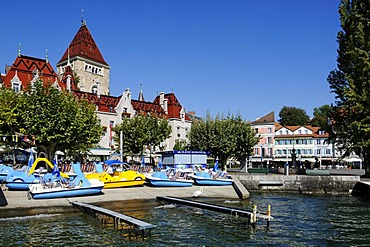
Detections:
[71, 201, 154, 230]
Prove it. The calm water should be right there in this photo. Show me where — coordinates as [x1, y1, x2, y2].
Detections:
[1, 193, 370, 246]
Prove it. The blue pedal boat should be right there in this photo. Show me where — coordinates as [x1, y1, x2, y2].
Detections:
[145, 171, 193, 187]
[191, 171, 233, 186]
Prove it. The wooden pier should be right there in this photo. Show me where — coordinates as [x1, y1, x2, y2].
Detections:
[156, 196, 273, 227]
[71, 201, 154, 236]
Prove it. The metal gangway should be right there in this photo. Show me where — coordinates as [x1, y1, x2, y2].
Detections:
[156, 196, 273, 228]
[71, 201, 154, 236]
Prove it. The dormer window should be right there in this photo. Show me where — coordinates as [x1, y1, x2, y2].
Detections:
[12, 82, 21, 92]
[11, 71, 22, 92]
[32, 69, 38, 78]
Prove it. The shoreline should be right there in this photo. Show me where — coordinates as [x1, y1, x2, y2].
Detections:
[0, 184, 239, 216]
[0, 173, 365, 217]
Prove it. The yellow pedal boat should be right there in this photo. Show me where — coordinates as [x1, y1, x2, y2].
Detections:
[85, 169, 145, 189]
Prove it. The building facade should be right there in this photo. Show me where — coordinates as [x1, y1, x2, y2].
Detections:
[251, 112, 338, 168]
[1, 20, 193, 160]
[251, 112, 276, 166]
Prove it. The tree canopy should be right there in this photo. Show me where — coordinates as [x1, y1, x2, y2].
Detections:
[327, 0, 370, 171]
[0, 81, 103, 160]
[311, 104, 332, 128]
[113, 115, 171, 158]
[188, 113, 259, 166]
[278, 106, 310, 126]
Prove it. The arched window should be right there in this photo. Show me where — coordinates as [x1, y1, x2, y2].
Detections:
[91, 85, 98, 94]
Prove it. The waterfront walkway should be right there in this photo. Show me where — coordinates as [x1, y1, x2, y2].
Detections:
[0, 184, 239, 213]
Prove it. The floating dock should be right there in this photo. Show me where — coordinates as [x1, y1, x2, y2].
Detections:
[156, 196, 273, 227]
[71, 201, 154, 236]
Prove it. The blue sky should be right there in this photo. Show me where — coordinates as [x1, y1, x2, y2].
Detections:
[1, 0, 341, 121]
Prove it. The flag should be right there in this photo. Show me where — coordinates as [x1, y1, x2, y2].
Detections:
[109, 121, 113, 147]
[141, 155, 145, 167]
[158, 157, 162, 169]
[27, 151, 35, 173]
[213, 157, 219, 172]
[52, 159, 60, 178]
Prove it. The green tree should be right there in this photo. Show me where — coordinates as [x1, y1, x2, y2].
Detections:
[233, 115, 259, 162]
[113, 116, 171, 158]
[278, 106, 310, 126]
[173, 139, 187, 150]
[0, 88, 22, 135]
[311, 104, 332, 128]
[188, 113, 259, 166]
[327, 0, 370, 172]
[19, 81, 102, 159]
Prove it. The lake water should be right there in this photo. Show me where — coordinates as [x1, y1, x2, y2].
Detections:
[1, 192, 370, 246]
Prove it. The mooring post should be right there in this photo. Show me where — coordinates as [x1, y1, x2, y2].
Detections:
[251, 204, 257, 228]
[266, 205, 271, 230]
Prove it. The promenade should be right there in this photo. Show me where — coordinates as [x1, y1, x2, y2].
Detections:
[0, 172, 364, 217]
[0, 184, 239, 216]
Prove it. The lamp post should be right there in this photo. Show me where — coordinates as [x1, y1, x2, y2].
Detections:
[120, 130, 123, 162]
[260, 145, 263, 167]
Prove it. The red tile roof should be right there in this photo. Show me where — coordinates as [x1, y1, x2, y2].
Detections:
[275, 125, 329, 138]
[73, 91, 120, 113]
[2, 55, 60, 90]
[153, 93, 190, 120]
[58, 23, 108, 66]
[74, 91, 167, 117]
[131, 100, 166, 117]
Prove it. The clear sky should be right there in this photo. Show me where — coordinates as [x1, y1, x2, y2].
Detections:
[1, 0, 341, 121]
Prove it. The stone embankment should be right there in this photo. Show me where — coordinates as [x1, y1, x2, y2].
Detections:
[234, 173, 360, 194]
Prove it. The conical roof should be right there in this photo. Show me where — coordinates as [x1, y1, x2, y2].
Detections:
[58, 23, 108, 66]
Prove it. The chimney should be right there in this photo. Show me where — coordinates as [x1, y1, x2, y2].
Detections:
[124, 88, 132, 102]
[163, 98, 168, 114]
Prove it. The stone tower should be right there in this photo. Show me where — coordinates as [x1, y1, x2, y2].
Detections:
[56, 19, 110, 95]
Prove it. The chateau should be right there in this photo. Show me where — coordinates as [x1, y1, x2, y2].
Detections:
[1, 20, 192, 160]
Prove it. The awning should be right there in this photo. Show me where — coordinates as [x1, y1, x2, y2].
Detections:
[88, 148, 112, 156]
[343, 156, 362, 163]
